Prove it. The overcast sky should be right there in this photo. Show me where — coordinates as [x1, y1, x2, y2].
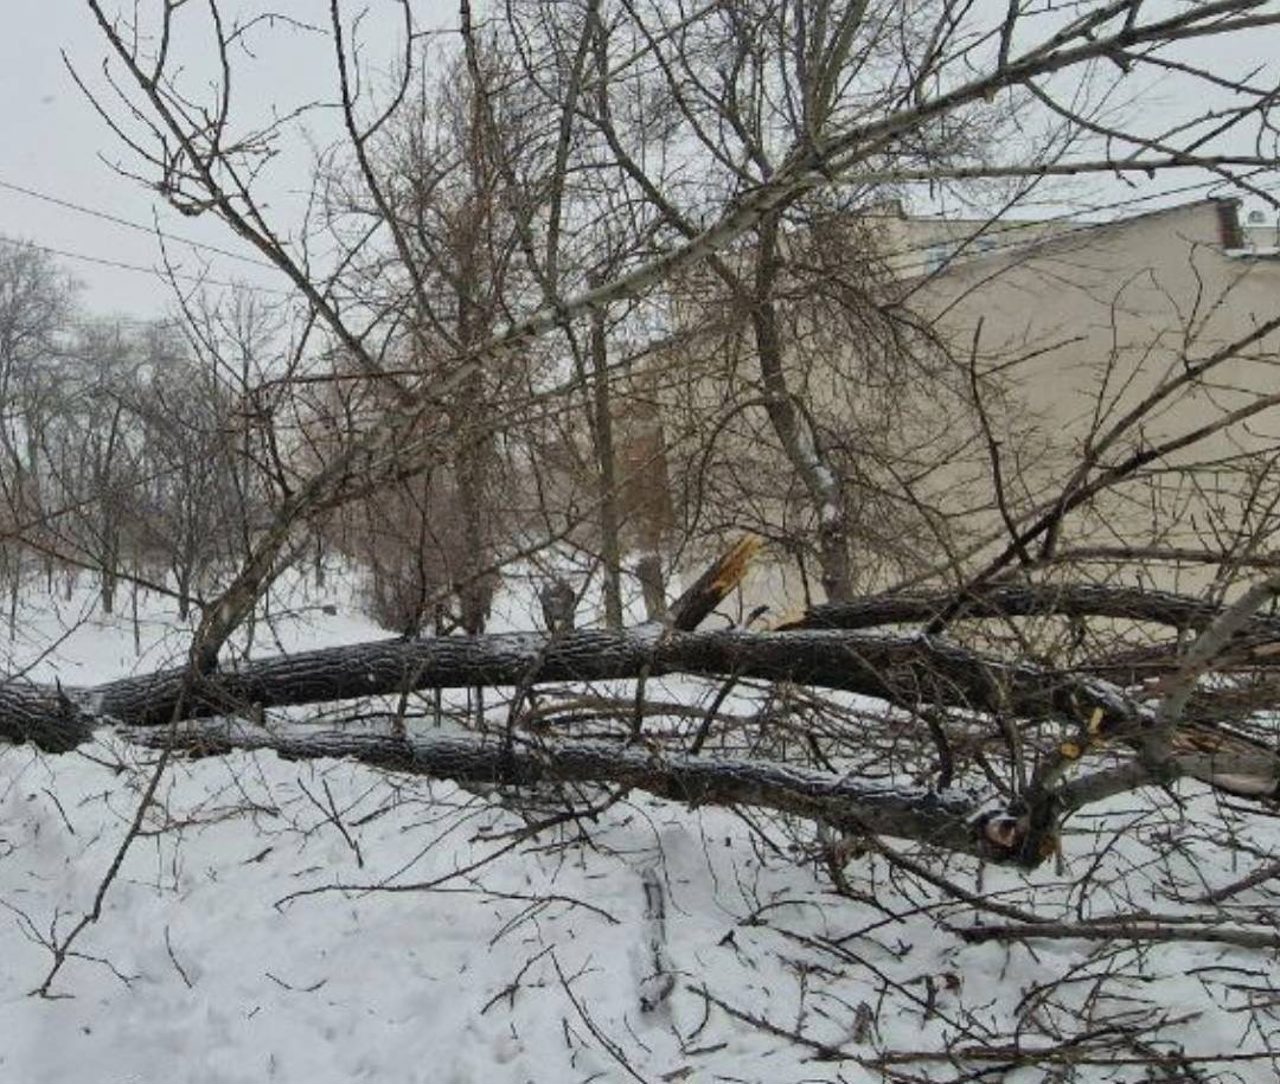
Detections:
[0, 2, 446, 320]
[1, 2, 1275, 322]
[1, 4, 280, 318]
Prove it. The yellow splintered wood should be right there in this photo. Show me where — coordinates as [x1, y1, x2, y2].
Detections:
[709, 535, 762, 597]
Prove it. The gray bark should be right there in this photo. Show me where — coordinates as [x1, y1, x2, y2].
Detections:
[590, 300, 625, 630]
[0, 682, 95, 752]
[132, 725, 995, 861]
[4, 625, 1149, 750]
[791, 582, 1280, 639]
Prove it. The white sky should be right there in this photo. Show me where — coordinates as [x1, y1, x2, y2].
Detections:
[0, 1, 448, 320]
[1, 2, 1275, 321]
[1, 3, 279, 318]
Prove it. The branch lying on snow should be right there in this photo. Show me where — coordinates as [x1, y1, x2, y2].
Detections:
[120, 714, 1280, 866]
[957, 920, 1280, 950]
[3, 625, 1151, 751]
[129, 724, 1000, 861]
[784, 582, 1280, 644]
[1148, 573, 1280, 759]
[785, 580, 1280, 720]
[1056, 744, 1280, 813]
[4, 619, 1273, 839]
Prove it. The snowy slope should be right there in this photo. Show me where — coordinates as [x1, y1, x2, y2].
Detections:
[3, 573, 1280, 1083]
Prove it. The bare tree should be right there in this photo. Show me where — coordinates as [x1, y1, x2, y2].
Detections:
[31, 0, 1278, 838]
[9, 4, 1280, 1065]
[0, 242, 78, 625]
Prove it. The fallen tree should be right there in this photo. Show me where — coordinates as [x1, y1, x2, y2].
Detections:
[5, 624, 1148, 748]
[7, 544, 1280, 869]
[785, 581, 1280, 642]
[2, 594, 1278, 867]
[131, 724, 993, 858]
[11, 576, 1278, 750]
[9, 0, 1267, 888]
[119, 713, 1280, 867]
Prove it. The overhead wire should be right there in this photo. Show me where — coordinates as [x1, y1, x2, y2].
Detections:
[0, 232, 296, 296]
[0, 175, 279, 271]
[0, 168, 1273, 304]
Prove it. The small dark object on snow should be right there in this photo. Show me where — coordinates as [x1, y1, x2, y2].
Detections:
[539, 578, 577, 633]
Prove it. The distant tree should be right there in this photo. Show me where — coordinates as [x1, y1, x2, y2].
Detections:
[0, 242, 77, 624]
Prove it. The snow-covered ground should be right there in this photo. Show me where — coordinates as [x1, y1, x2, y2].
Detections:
[3, 572, 1280, 1082]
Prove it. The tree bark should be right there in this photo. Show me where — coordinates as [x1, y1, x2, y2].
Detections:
[133, 725, 998, 861]
[0, 682, 95, 752]
[5, 624, 1151, 749]
[789, 582, 1280, 641]
[590, 298, 625, 630]
[6, 621, 1277, 863]
[750, 213, 851, 601]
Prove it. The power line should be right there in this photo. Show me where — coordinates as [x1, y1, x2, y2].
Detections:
[2, 170, 1271, 307]
[5, 164, 1261, 287]
[0, 233, 296, 297]
[0, 175, 279, 271]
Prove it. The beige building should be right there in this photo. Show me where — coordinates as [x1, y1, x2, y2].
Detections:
[913, 198, 1280, 589]
[642, 197, 1280, 611]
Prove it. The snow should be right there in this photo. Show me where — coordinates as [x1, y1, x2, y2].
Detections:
[3, 571, 1280, 1081]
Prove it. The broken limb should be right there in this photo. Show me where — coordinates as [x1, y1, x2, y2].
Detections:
[129, 723, 999, 862]
[4, 626, 1152, 752]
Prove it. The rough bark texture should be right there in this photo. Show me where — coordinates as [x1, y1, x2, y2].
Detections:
[23, 625, 1149, 744]
[589, 298, 625, 630]
[786, 582, 1280, 640]
[133, 726, 997, 861]
[6, 618, 1278, 867]
[750, 214, 851, 602]
[0, 682, 94, 752]
[5, 616, 1275, 828]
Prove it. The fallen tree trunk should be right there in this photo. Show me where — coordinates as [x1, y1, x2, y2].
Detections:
[5, 617, 1276, 834]
[131, 725, 998, 861]
[0, 683, 95, 752]
[5, 619, 1276, 868]
[786, 582, 1280, 642]
[4, 625, 1151, 751]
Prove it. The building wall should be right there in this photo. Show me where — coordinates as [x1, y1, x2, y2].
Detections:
[650, 199, 1280, 614]
[912, 199, 1280, 593]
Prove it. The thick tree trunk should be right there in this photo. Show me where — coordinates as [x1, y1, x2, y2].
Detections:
[5, 624, 1276, 866]
[750, 215, 851, 601]
[590, 299, 625, 630]
[5, 625, 1150, 748]
[6, 560, 1277, 824]
[789, 582, 1280, 639]
[0, 682, 95, 751]
[133, 726, 997, 861]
